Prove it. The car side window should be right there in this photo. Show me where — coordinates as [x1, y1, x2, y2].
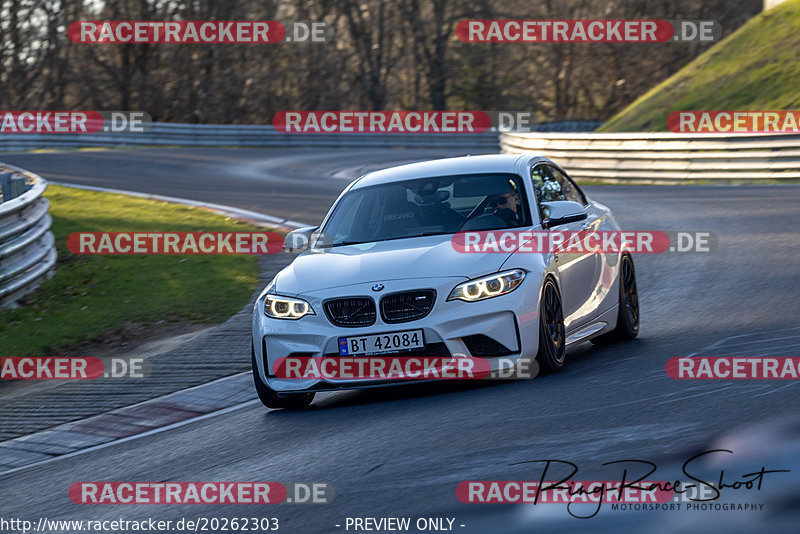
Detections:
[530, 164, 567, 203]
[548, 165, 587, 205]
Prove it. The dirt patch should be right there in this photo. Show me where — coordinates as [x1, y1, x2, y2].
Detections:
[0, 321, 215, 399]
[69, 320, 216, 360]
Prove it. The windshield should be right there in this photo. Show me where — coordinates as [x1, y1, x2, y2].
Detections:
[319, 173, 531, 247]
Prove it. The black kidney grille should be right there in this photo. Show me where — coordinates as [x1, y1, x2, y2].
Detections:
[324, 297, 376, 327]
[380, 290, 436, 323]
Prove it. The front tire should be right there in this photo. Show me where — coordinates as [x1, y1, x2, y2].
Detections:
[251, 345, 315, 409]
[591, 253, 639, 344]
[536, 278, 566, 374]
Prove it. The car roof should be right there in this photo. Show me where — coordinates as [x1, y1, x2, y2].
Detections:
[351, 154, 543, 189]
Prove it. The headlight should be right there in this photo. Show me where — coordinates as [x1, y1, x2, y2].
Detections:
[264, 294, 315, 319]
[447, 269, 526, 302]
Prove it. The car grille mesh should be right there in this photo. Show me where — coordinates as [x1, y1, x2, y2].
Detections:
[380, 290, 436, 323]
[324, 297, 376, 327]
[462, 335, 513, 357]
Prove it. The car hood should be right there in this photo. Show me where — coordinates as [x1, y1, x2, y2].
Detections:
[274, 235, 512, 295]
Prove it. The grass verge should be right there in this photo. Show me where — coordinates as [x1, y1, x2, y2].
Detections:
[0, 185, 263, 356]
[600, 0, 800, 131]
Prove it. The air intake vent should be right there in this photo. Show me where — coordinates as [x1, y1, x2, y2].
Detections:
[380, 290, 436, 323]
[463, 335, 513, 357]
[324, 297, 376, 327]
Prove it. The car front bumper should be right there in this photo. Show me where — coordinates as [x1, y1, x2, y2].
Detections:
[251, 275, 541, 393]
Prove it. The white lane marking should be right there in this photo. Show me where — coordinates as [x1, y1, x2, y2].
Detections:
[0, 399, 260, 478]
[687, 326, 800, 357]
[753, 381, 800, 397]
[711, 333, 800, 350]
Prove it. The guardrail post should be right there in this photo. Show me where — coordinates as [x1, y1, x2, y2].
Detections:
[0, 172, 11, 202]
[1, 173, 31, 202]
[13, 175, 29, 199]
[11, 175, 29, 198]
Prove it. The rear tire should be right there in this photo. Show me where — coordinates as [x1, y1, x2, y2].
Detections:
[591, 253, 639, 344]
[536, 278, 566, 374]
[251, 344, 315, 409]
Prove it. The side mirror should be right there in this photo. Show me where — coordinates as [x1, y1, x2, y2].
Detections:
[540, 201, 588, 229]
[283, 226, 319, 252]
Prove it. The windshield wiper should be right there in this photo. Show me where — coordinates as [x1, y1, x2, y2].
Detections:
[333, 232, 451, 247]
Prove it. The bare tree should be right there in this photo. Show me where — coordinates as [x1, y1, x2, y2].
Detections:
[0, 0, 763, 123]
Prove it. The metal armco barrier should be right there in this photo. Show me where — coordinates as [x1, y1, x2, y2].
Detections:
[0, 163, 57, 307]
[500, 131, 800, 183]
[0, 123, 500, 151]
[534, 120, 603, 132]
[0, 121, 602, 152]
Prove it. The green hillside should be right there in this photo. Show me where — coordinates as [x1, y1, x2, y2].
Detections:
[601, 0, 800, 132]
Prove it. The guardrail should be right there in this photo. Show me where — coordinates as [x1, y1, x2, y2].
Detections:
[534, 120, 603, 132]
[0, 123, 500, 151]
[0, 163, 57, 307]
[0, 120, 602, 152]
[500, 131, 800, 183]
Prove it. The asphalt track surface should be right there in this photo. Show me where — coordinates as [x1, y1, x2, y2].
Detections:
[2, 148, 473, 225]
[2, 148, 800, 533]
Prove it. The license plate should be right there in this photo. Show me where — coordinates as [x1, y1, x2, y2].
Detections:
[338, 329, 424, 356]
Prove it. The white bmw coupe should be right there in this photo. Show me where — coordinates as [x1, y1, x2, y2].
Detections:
[251, 154, 638, 408]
